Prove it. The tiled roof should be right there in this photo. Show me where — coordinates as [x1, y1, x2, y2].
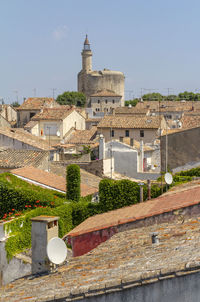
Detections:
[32, 106, 75, 121]
[0, 127, 52, 151]
[0, 149, 48, 168]
[2, 215, 200, 301]
[66, 126, 97, 144]
[181, 115, 200, 129]
[136, 100, 200, 111]
[97, 115, 160, 129]
[11, 166, 98, 197]
[115, 107, 149, 115]
[24, 120, 38, 129]
[17, 97, 56, 110]
[67, 184, 200, 237]
[90, 89, 121, 97]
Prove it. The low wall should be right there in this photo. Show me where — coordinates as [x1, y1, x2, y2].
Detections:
[69, 202, 200, 257]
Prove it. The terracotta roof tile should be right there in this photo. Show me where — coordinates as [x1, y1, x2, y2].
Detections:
[2, 215, 200, 300]
[97, 115, 160, 129]
[115, 107, 149, 115]
[0, 127, 52, 151]
[67, 184, 200, 237]
[32, 106, 75, 121]
[0, 149, 48, 168]
[66, 126, 97, 144]
[11, 166, 98, 197]
[17, 97, 56, 110]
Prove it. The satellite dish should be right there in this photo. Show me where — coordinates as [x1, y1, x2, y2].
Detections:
[47, 237, 67, 265]
[164, 172, 173, 185]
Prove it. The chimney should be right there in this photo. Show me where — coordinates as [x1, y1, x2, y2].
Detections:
[31, 216, 59, 275]
[99, 134, 105, 160]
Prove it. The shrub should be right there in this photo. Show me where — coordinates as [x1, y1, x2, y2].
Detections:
[66, 164, 81, 202]
[99, 179, 140, 212]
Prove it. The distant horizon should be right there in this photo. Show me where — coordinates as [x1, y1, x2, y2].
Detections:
[1, 0, 200, 104]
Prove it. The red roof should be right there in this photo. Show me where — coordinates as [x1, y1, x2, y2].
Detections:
[67, 185, 200, 237]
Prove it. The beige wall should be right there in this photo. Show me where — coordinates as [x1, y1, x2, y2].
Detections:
[62, 110, 85, 136]
[37, 111, 85, 141]
[0, 116, 10, 128]
[1, 105, 17, 122]
[17, 110, 40, 127]
[98, 128, 159, 144]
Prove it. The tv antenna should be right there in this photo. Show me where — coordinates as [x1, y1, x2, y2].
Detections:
[47, 237, 67, 265]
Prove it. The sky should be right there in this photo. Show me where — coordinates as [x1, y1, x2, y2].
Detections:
[1, 0, 200, 103]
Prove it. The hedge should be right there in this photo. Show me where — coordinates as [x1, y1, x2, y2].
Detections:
[66, 164, 81, 202]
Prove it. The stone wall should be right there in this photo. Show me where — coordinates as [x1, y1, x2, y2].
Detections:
[71, 271, 200, 302]
[50, 159, 104, 177]
[161, 127, 200, 171]
[69, 202, 200, 257]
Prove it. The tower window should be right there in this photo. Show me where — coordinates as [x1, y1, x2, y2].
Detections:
[112, 100, 115, 104]
[98, 100, 100, 104]
[125, 130, 129, 137]
[140, 130, 144, 137]
[105, 99, 108, 104]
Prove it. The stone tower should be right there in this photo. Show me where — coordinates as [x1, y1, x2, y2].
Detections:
[82, 35, 92, 72]
[78, 35, 125, 106]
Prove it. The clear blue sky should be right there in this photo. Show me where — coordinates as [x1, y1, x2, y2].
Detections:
[1, 0, 200, 103]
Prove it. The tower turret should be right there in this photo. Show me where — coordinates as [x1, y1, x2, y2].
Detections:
[81, 35, 92, 72]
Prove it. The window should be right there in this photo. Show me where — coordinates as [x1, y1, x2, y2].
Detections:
[105, 99, 108, 104]
[98, 100, 100, 104]
[30, 112, 36, 118]
[140, 130, 144, 137]
[119, 136, 123, 142]
[125, 130, 129, 137]
[111, 130, 114, 137]
[112, 100, 115, 104]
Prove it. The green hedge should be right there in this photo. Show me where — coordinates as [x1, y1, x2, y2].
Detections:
[66, 164, 81, 202]
[176, 167, 200, 177]
[99, 179, 140, 212]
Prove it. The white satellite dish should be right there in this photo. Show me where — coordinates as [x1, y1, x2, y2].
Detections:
[164, 172, 173, 185]
[47, 237, 67, 265]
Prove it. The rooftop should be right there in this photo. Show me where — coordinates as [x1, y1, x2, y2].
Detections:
[17, 98, 56, 110]
[0, 149, 48, 169]
[1, 214, 200, 301]
[11, 166, 98, 197]
[115, 107, 149, 115]
[66, 126, 97, 145]
[32, 106, 76, 121]
[0, 127, 53, 151]
[67, 183, 200, 237]
[97, 115, 161, 129]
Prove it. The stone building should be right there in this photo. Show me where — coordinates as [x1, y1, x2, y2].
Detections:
[78, 35, 125, 106]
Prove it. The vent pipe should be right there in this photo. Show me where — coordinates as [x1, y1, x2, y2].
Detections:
[151, 232, 159, 244]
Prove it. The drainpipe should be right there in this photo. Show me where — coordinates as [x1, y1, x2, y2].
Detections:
[140, 140, 144, 172]
[147, 179, 151, 200]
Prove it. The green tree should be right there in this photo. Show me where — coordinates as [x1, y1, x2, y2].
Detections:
[125, 99, 139, 107]
[142, 92, 163, 101]
[66, 164, 81, 202]
[11, 101, 20, 107]
[56, 91, 86, 107]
